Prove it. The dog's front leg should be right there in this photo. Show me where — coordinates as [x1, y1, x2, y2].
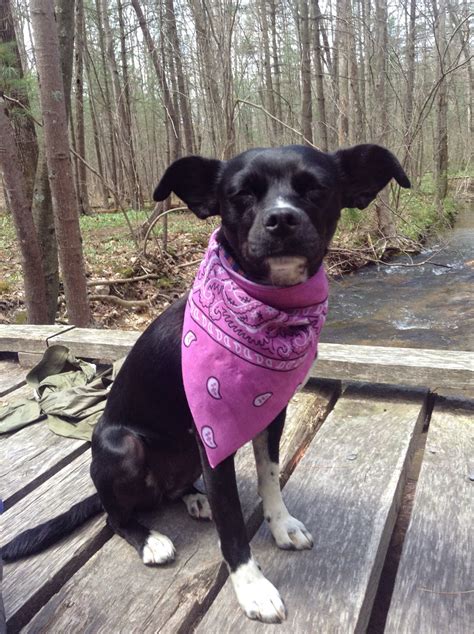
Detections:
[198, 443, 286, 623]
[253, 410, 313, 550]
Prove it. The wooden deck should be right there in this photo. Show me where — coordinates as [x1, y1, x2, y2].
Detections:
[1, 325, 473, 633]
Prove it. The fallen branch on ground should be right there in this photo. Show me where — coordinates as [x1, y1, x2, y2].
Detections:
[89, 292, 171, 307]
[87, 273, 160, 286]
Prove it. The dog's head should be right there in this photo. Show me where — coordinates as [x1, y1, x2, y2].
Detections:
[154, 144, 410, 286]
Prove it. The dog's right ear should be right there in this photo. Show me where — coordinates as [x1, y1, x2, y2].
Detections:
[153, 156, 224, 219]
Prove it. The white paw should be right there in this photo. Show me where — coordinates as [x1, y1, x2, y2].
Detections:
[269, 514, 313, 550]
[231, 558, 287, 623]
[182, 492, 212, 520]
[142, 531, 176, 565]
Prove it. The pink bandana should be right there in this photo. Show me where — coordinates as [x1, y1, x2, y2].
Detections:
[182, 229, 328, 467]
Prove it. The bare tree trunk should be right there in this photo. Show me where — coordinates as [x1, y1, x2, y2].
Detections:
[130, 0, 180, 161]
[84, 36, 109, 208]
[28, 0, 76, 322]
[259, 0, 277, 141]
[355, 0, 367, 132]
[55, 0, 75, 119]
[188, 0, 222, 155]
[164, 0, 194, 154]
[0, 0, 59, 323]
[373, 0, 395, 238]
[88, 89, 109, 208]
[94, 0, 119, 199]
[102, 0, 138, 205]
[268, 0, 283, 132]
[299, 0, 313, 144]
[74, 0, 91, 214]
[336, 0, 349, 145]
[32, 145, 60, 321]
[312, 0, 328, 150]
[448, 0, 473, 168]
[403, 0, 416, 177]
[433, 0, 448, 205]
[118, 0, 143, 208]
[0, 0, 38, 203]
[0, 97, 48, 323]
[347, 0, 363, 143]
[188, 0, 236, 158]
[30, 0, 90, 326]
[160, 0, 182, 158]
[75, 0, 91, 214]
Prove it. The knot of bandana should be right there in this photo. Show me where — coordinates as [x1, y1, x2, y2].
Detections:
[182, 229, 328, 467]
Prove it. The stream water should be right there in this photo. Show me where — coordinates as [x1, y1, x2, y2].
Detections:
[321, 205, 474, 352]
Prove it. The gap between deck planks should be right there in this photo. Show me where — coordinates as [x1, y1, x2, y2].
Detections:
[195, 385, 428, 633]
[17, 383, 337, 633]
[385, 399, 474, 634]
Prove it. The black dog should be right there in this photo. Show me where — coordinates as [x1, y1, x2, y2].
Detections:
[3, 144, 409, 622]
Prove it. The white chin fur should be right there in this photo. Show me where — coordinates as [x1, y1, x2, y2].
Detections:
[266, 256, 308, 286]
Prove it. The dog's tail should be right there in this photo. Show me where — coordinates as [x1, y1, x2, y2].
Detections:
[1, 493, 103, 562]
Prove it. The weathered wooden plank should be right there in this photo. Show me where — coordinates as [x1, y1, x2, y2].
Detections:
[385, 400, 474, 634]
[2, 325, 472, 389]
[1, 381, 88, 509]
[0, 417, 88, 510]
[314, 343, 474, 390]
[196, 386, 427, 633]
[48, 327, 140, 360]
[2, 451, 107, 632]
[0, 382, 31, 403]
[0, 325, 75, 354]
[22, 383, 338, 633]
[0, 359, 25, 397]
[17, 351, 45, 368]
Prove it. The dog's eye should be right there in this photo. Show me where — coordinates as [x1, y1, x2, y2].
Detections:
[295, 185, 324, 202]
[230, 190, 254, 204]
[303, 187, 324, 201]
[292, 173, 324, 200]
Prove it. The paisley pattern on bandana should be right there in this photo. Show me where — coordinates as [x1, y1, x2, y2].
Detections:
[182, 229, 328, 468]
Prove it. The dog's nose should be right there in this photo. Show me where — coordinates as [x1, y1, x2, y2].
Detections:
[264, 208, 302, 235]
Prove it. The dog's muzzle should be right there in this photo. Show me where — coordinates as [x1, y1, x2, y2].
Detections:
[265, 256, 308, 286]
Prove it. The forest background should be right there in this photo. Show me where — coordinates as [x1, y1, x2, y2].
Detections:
[0, 0, 472, 328]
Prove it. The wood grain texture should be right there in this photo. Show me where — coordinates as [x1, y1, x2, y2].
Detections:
[196, 386, 426, 634]
[22, 384, 337, 633]
[314, 343, 474, 390]
[0, 417, 87, 509]
[17, 351, 45, 368]
[2, 451, 106, 631]
[0, 325, 75, 354]
[0, 382, 31, 403]
[47, 327, 140, 360]
[0, 359, 25, 396]
[385, 400, 474, 634]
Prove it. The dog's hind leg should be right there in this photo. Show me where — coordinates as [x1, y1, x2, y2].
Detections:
[253, 410, 313, 551]
[91, 424, 175, 565]
[182, 486, 212, 520]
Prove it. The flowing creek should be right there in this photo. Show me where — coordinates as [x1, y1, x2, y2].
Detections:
[321, 205, 474, 352]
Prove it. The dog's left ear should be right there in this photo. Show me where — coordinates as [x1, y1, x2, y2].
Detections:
[153, 156, 224, 219]
[333, 144, 411, 209]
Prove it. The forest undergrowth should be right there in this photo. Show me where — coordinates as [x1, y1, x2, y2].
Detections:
[0, 182, 462, 330]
